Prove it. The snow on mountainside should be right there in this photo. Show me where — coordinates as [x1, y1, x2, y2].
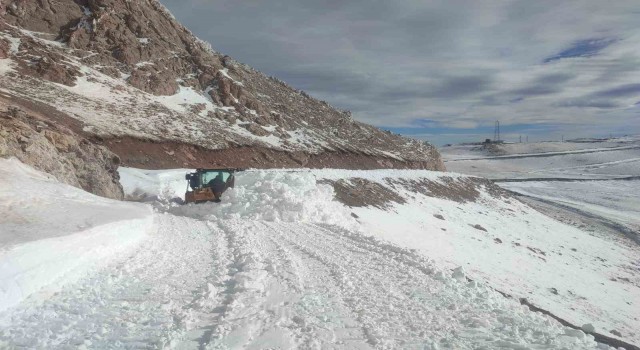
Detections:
[1, 158, 633, 349]
[0, 0, 443, 170]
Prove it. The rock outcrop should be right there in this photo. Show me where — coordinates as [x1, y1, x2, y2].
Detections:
[0, 0, 445, 172]
[0, 37, 7, 58]
[0, 97, 124, 199]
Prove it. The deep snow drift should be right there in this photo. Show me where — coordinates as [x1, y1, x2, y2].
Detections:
[0, 158, 154, 313]
[0, 159, 636, 349]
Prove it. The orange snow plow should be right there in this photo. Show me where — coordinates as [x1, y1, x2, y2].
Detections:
[184, 168, 242, 204]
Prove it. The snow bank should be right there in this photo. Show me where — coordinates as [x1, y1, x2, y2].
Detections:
[169, 170, 358, 227]
[120, 167, 359, 226]
[119, 166, 191, 202]
[0, 158, 154, 312]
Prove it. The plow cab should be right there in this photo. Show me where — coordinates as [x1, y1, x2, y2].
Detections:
[184, 168, 241, 204]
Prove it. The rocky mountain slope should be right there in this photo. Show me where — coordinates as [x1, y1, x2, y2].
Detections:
[0, 0, 443, 173]
[0, 94, 124, 199]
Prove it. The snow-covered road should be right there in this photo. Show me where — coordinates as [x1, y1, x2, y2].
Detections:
[2, 159, 636, 349]
[0, 214, 217, 348]
[1, 213, 600, 349]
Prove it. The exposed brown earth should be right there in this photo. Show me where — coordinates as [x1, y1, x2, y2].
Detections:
[390, 177, 481, 203]
[323, 176, 513, 209]
[0, 92, 439, 171]
[0, 36, 7, 58]
[321, 178, 407, 209]
[387, 176, 511, 204]
[12, 34, 80, 86]
[103, 137, 442, 170]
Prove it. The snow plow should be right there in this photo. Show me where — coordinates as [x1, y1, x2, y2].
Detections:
[185, 168, 241, 204]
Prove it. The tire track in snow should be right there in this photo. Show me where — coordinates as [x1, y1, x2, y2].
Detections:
[202, 219, 303, 349]
[261, 223, 373, 349]
[267, 222, 399, 348]
[184, 218, 614, 349]
[270, 222, 461, 349]
[201, 220, 371, 349]
[175, 220, 236, 350]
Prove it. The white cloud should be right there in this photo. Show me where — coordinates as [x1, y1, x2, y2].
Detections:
[160, 0, 640, 138]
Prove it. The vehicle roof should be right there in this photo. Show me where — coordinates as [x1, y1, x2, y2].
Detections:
[194, 168, 243, 172]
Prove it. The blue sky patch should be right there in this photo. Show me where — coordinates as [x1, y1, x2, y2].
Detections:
[544, 38, 617, 63]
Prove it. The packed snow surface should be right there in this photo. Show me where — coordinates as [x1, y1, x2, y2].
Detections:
[0, 160, 636, 348]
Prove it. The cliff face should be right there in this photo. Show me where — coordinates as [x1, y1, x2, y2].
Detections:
[0, 95, 124, 200]
[0, 0, 444, 173]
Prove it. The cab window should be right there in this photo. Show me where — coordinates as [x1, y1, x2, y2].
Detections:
[202, 171, 231, 184]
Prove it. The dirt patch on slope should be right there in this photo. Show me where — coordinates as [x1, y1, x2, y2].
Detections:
[391, 177, 481, 203]
[0, 37, 8, 59]
[320, 178, 406, 209]
[103, 137, 443, 170]
[388, 176, 510, 203]
[324, 176, 512, 209]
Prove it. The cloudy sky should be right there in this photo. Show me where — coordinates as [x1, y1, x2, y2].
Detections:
[160, 0, 640, 145]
